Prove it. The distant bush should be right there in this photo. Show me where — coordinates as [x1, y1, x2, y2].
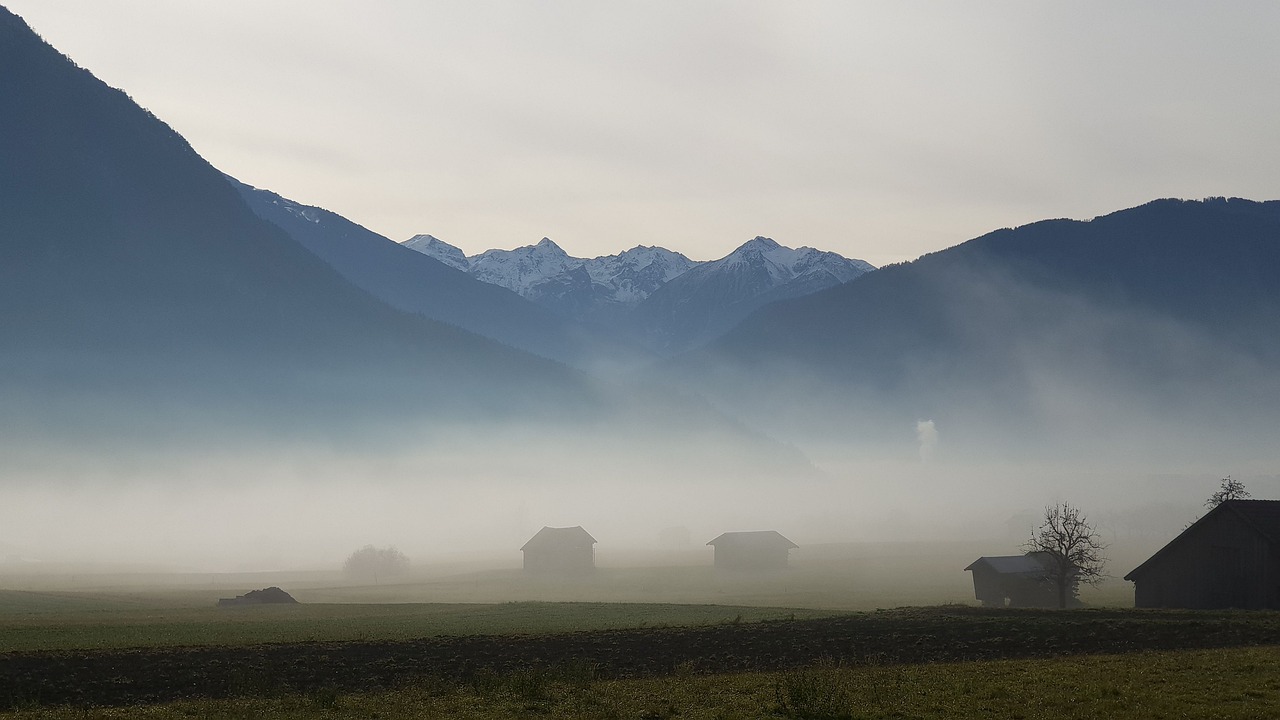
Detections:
[342, 545, 409, 583]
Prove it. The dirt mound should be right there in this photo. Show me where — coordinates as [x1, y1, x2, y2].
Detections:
[216, 587, 298, 607]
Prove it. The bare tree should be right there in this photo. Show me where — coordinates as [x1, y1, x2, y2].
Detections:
[1205, 475, 1250, 509]
[1023, 503, 1107, 609]
[343, 545, 409, 584]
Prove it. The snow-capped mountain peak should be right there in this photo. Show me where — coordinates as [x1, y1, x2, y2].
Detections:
[403, 234, 470, 272]
[630, 236, 876, 353]
[719, 236, 872, 284]
[735, 235, 781, 253]
[582, 246, 700, 304]
[466, 237, 581, 295]
[401, 235, 702, 305]
[533, 237, 566, 254]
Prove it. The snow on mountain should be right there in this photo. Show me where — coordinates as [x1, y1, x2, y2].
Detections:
[466, 238, 580, 296]
[583, 246, 700, 304]
[399, 232, 873, 353]
[630, 236, 876, 354]
[403, 234, 469, 272]
[719, 236, 874, 285]
[401, 237, 700, 307]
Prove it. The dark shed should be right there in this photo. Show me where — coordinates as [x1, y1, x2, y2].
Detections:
[707, 530, 797, 570]
[964, 553, 1060, 607]
[521, 526, 597, 575]
[1125, 499, 1280, 609]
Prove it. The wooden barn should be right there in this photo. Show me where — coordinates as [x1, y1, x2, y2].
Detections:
[707, 530, 797, 570]
[1125, 499, 1280, 609]
[521, 526, 597, 575]
[964, 552, 1061, 608]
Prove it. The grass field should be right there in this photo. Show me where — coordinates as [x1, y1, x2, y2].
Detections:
[4, 644, 1279, 719]
[0, 590, 832, 652]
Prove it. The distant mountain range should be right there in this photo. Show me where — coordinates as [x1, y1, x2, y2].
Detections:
[233, 179, 876, 363]
[405, 235, 698, 304]
[404, 234, 874, 354]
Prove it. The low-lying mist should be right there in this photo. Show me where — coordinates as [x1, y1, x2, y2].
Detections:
[2, 412, 1271, 581]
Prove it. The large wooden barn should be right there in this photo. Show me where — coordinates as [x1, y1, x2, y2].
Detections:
[964, 552, 1061, 608]
[1125, 499, 1280, 609]
[521, 526, 597, 575]
[707, 530, 797, 570]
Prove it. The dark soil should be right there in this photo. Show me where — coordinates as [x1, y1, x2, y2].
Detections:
[4, 605, 1280, 708]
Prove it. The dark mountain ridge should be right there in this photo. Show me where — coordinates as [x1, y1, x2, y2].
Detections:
[677, 198, 1280, 461]
[0, 6, 594, 435]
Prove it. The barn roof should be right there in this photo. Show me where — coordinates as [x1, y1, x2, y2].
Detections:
[520, 525, 597, 551]
[1228, 500, 1280, 543]
[1125, 500, 1280, 580]
[706, 530, 798, 550]
[964, 554, 1049, 574]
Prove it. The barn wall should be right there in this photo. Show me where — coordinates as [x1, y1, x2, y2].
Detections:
[1132, 510, 1278, 609]
[968, 566, 1056, 608]
[523, 545, 595, 574]
[969, 567, 1006, 606]
[714, 546, 790, 570]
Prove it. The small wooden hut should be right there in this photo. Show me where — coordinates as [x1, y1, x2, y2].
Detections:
[706, 530, 797, 570]
[521, 526, 597, 575]
[964, 553, 1059, 607]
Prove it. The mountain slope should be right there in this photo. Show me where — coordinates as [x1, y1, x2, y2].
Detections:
[0, 6, 595, 436]
[232, 180, 632, 368]
[675, 199, 1280, 460]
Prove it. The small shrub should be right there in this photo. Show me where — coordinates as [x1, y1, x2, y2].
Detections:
[775, 663, 854, 720]
[466, 667, 502, 697]
[508, 667, 550, 702]
[309, 686, 340, 709]
[554, 658, 599, 690]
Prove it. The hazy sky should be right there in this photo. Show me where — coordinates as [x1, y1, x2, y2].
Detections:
[9, 1, 1280, 265]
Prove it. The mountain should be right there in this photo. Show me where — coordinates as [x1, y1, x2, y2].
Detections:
[0, 6, 595, 439]
[580, 245, 700, 304]
[403, 234, 469, 271]
[631, 236, 875, 354]
[405, 234, 872, 354]
[529, 244, 700, 326]
[0, 5, 816, 492]
[674, 198, 1280, 462]
[232, 181, 633, 368]
[405, 235, 698, 306]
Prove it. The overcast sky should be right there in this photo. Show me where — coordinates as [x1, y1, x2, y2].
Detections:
[9, 1, 1280, 265]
